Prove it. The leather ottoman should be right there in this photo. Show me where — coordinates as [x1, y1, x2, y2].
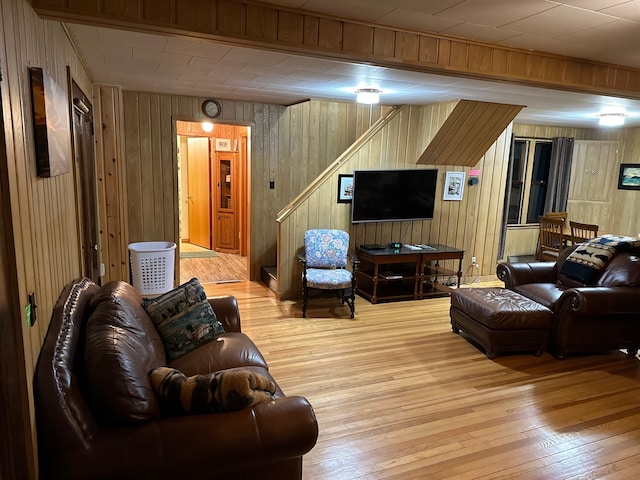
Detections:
[450, 287, 553, 359]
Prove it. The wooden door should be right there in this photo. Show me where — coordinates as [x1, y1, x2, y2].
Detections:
[71, 79, 100, 283]
[567, 141, 618, 233]
[214, 152, 239, 252]
[187, 137, 211, 249]
[216, 213, 237, 250]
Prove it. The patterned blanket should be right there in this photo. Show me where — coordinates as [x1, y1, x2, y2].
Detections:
[559, 234, 640, 285]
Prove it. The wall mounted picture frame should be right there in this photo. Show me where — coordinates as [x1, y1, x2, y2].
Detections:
[29, 67, 72, 177]
[215, 138, 232, 151]
[617, 164, 640, 190]
[337, 174, 354, 203]
[443, 171, 466, 201]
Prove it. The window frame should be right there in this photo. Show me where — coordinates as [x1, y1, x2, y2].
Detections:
[506, 137, 553, 226]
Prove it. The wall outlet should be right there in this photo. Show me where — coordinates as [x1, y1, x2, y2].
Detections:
[471, 256, 477, 264]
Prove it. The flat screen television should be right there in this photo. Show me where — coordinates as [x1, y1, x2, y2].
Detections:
[351, 168, 438, 223]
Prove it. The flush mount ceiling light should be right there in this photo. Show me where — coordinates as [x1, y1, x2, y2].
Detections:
[597, 112, 627, 126]
[356, 88, 381, 104]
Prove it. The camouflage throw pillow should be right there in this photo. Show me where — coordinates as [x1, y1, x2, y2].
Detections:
[143, 278, 225, 359]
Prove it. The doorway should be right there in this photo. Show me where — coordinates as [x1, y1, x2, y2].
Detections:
[70, 75, 100, 283]
[176, 120, 250, 284]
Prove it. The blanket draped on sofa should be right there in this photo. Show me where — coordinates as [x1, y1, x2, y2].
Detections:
[559, 234, 640, 284]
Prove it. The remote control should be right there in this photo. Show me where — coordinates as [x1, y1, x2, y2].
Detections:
[403, 244, 421, 250]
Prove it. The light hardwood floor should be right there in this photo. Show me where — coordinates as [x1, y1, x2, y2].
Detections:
[204, 280, 640, 479]
[179, 242, 247, 284]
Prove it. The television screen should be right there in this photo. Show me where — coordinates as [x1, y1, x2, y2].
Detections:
[351, 169, 438, 223]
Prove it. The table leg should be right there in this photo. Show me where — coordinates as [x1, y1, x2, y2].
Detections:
[372, 263, 379, 303]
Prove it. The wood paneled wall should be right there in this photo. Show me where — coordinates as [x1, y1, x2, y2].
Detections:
[93, 85, 129, 282]
[117, 93, 387, 281]
[610, 128, 640, 237]
[0, 0, 92, 477]
[276, 103, 514, 299]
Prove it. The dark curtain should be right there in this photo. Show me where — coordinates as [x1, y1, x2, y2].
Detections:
[544, 137, 574, 213]
[497, 135, 516, 260]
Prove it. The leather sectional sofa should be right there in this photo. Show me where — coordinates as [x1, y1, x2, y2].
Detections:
[497, 243, 640, 359]
[35, 277, 318, 480]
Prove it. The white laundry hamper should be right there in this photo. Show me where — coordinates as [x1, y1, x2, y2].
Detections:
[128, 241, 176, 296]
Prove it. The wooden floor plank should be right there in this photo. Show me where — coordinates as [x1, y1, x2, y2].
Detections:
[202, 280, 640, 479]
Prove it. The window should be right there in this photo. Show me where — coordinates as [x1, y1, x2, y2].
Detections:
[505, 138, 552, 225]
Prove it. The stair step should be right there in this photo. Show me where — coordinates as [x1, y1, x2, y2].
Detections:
[261, 266, 277, 293]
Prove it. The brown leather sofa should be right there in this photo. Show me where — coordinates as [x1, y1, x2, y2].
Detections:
[497, 244, 640, 359]
[35, 278, 318, 480]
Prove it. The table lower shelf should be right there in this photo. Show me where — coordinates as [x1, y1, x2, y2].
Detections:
[421, 281, 455, 299]
[356, 277, 455, 304]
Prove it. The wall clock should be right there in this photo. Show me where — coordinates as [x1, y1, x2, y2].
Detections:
[202, 99, 221, 118]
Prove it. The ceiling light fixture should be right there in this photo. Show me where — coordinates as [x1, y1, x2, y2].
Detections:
[356, 88, 381, 104]
[597, 112, 627, 127]
[201, 121, 214, 132]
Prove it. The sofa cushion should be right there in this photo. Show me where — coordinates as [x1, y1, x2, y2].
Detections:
[85, 281, 166, 424]
[149, 366, 276, 415]
[143, 278, 225, 360]
[597, 253, 640, 287]
[556, 272, 587, 288]
[513, 283, 565, 310]
[169, 331, 270, 374]
[89, 276, 144, 310]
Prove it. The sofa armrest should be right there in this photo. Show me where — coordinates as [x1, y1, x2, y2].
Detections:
[556, 287, 639, 316]
[208, 295, 241, 332]
[496, 262, 557, 289]
[59, 396, 318, 479]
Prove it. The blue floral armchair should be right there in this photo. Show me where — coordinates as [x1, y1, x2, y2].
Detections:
[298, 229, 359, 318]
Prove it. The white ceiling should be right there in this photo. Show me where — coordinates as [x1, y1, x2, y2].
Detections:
[65, 0, 640, 127]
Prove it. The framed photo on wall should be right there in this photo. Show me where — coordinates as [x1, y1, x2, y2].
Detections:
[337, 174, 354, 203]
[617, 164, 640, 190]
[29, 67, 72, 177]
[443, 171, 466, 201]
[215, 138, 232, 151]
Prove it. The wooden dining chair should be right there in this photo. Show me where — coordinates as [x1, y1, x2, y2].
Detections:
[545, 211, 568, 225]
[569, 221, 598, 244]
[537, 215, 565, 261]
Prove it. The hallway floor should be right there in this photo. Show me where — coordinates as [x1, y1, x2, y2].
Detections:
[179, 242, 247, 284]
